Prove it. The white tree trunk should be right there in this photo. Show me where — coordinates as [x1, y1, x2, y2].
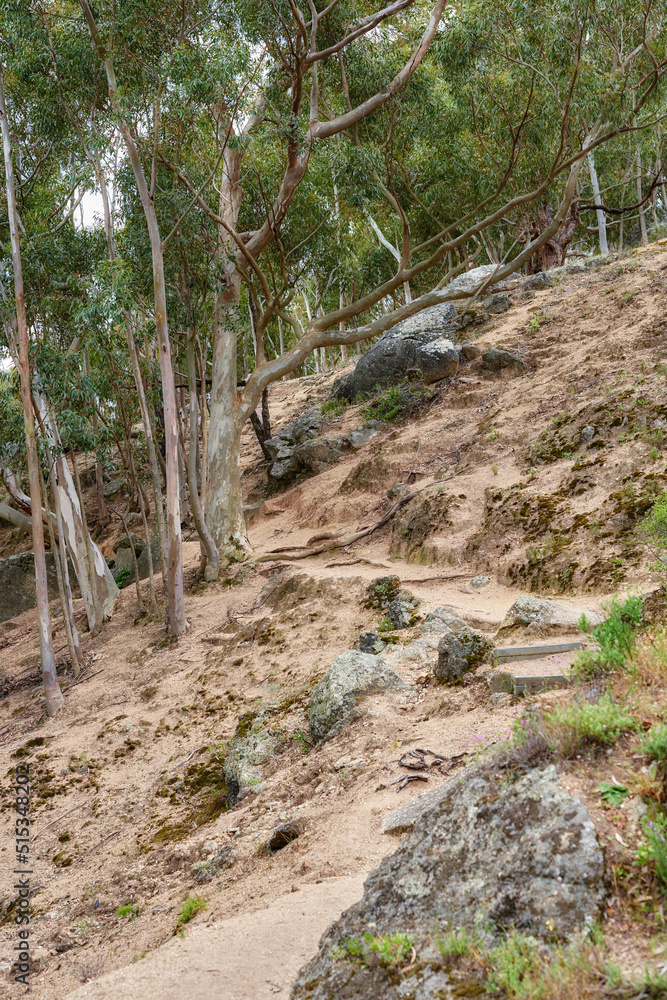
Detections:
[587, 152, 608, 254]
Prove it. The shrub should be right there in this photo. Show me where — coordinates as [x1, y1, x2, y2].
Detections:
[641, 724, 667, 763]
[363, 380, 431, 423]
[115, 903, 139, 919]
[573, 595, 643, 679]
[177, 895, 208, 927]
[320, 397, 348, 417]
[544, 694, 638, 758]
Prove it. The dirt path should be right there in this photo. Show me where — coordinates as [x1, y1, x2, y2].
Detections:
[65, 875, 364, 1000]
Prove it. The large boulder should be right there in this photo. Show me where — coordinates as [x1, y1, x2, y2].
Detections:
[331, 302, 460, 401]
[291, 765, 606, 1000]
[308, 650, 405, 742]
[435, 624, 494, 683]
[0, 552, 61, 623]
[293, 436, 344, 474]
[497, 595, 602, 638]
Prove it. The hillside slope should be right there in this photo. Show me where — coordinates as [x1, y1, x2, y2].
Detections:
[1, 244, 667, 998]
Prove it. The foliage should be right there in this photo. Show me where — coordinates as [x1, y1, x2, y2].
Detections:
[177, 895, 208, 927]
[599, 782, 630, 806]
[320, 398, 348, 418]
[638, 493, 667, 587]
[638, 813, 667, 893]
[573, 596, 644, 679]
[114, 903, 139, 919]
[641, 725, 667, 764]
[544, 695, 638, 758]
[334, 930, 414, 970]
[363, 381, 431, 423]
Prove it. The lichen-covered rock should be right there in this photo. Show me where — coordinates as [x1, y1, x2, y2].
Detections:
[224, 726, 278, 805]
[497, 595, 602, 638]
[435, 625, 493, 683]
[291, 765, 606, 1000]
[293, 436, 344, 473]
[484, 668, 514, 695]
[422, 606, 466, 632]
[363, 575, 402, 609]
[308, 650, 405, 742]
[331, 302, 460, 401]
[415, 337, 459, 384]
[384, 598, 420, 630]
[358, 631, 386, 654]
[482, 347, 525, 372]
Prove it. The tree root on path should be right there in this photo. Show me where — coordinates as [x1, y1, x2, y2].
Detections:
[255, 486, 430, 563]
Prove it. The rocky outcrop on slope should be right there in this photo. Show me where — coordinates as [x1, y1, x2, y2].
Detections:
[308, 650, 405, 742]
[292, 765, 606, 1000]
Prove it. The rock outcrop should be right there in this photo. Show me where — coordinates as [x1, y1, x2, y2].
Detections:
[224, 725, 278, 804]
[497, 595, 602, 638]
[435, 624, 494, 683]
[292, 765, 606, 1000]
[308, 650, 404, 742]
[0, 551, 61, 623]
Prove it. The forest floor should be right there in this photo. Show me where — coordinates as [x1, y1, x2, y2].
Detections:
[2, 242, 667, 998]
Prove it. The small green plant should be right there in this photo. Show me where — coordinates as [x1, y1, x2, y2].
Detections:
[638, 813, 667, 891]
[572, 595, 643, 679]
[638, 492, 667, 586]
[599, 781, 630, 806]
[545, 694, 638, 758]
[528, 315, 541, 330]
[320, 397, 348, 417]
[436, 925, 477, 959]
[649, 447, 660, 462]
[115, 903, 139, 919]
[177, 895, 208, 927]
[292, 729, 312, 754]
[335, 931, 414, 970]
[363, 380, 430, 423]
[114, 567, 132, 586]
[376, 616, 394, 633]
[641, 724, 667, 763]
[492, 464, 499, 475]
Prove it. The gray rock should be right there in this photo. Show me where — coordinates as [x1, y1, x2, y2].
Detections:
[0, 552, 61, 624]
[473, 310, 490, 323]
[113, 532, 145, 554]
[415, 337, 459, 384]
[384, 598, 420, 630]
[111, 539, 160, 587]
[435, 625, 493, 683]
[358, 631, 386, 654]
[102, 478, 125, 498]
[459, 343, 481, 361]
[485, 292, 510, 314]
[484, 668, 514, 694]
[520, 271, 551, 291]
[382, 633, 441, 671]
[266, 409, 324, 480]
[470, 575, 490, 589]
[293, 436, 344, 473]
[421, 606, 466, 632]
[581, 425, 596, 443]
[381, 777, 455, 834]
[497, 595, 602, 637]
[345, 421, 383, 450]
[267, 819, 304, 852]
[489, 691, 512, 708]
[482, 348, 525, 372]
[292, 765, 606, 1000]
[192, 844, 235, 883]
[331, 303, 459, 401]
[363, 575, 402, 610]
[308, 650, 405, 742]
[224, 726, 278, 804]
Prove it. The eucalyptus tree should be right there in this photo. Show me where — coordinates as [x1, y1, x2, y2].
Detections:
[0, 60, 63, 714]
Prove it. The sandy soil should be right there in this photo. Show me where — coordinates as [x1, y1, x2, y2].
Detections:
[2, 244, 667, 998]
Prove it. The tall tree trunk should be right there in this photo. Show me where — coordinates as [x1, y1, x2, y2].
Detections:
[637, 150, 649, 244]
[587, 152, 608, 255]
[0, 61, 63, 715]
[185, 331, 219, 579]
[80, 0, 187, 634]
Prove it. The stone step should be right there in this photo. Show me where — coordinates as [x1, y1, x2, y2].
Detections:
[492, 641, 584, 665]
[513, 674, 571, 695]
